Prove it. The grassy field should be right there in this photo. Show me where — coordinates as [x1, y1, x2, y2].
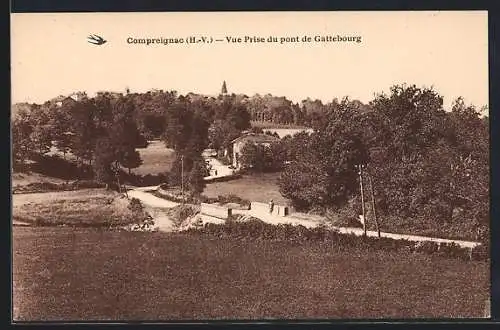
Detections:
[13, 227, 489, 320]
[44, 140, 175, 177]
[203, 172, 288, 205]
[12, 172, 68, 187]
[12, 189, 137, 227]
[134, 140, 176, 176]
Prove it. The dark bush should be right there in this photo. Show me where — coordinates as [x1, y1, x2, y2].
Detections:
[200, 196, 219, 204]
[13, 182, 62, 194]
[128, 198, 144, 214]
[121, 170, 167, 187]
[204, 174, 242, 183]
[151, 189, 198, 204]
[31, 154, 93, 180]
[71, 180, 106, 189]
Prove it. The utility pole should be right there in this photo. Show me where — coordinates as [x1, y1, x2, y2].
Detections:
[367, 168, 380, 238]
[357, 164, 367, 236]
[181, 154, 184, 204]
[114, 161, 122, 194]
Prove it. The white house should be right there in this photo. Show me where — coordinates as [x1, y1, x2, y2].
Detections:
[53, 93, 84, 107]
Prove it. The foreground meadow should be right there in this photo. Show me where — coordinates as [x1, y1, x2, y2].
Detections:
[12, 189, 138, 227]
[13, 227, 489, 321]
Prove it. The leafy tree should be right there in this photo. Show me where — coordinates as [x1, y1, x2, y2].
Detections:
[239, 142, 262, 171]
[29, 125, 52, 155]
[187, 158, 208, 194]
[12, 109, 33, 167]
[140, 113, 166, 139]
[279, 160, 329, 210]
[121, 149, 143, 175]
[93, 137, 116, 186]
[267, 141, 287, 171]
[163, 102, 190, 150]
[363, 85, 488, 238]
[279, 98, 368, 210]
[49, 102, 74, 159]
[70, 98, 97, 166]
[27, 104, 53, 156]
[207, 120, 226, 150]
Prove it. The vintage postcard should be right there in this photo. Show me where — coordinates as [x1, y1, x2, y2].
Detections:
[11, 11, 490, 321]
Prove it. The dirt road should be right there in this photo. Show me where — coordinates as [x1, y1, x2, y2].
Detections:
[204, 157, 235, 180]
[233, 209, 481, 249]
[127, 189, 179, 231]
[125, 188, 482, 248]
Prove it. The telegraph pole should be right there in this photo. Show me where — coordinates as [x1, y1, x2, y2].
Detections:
[367, 169, 380, 238]
[181, 154, 184, 204]
[114, 161, 122, 194]
[357, 164, 367, 236]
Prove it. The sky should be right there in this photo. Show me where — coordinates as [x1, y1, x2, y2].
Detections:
[11, 11, 488, 110]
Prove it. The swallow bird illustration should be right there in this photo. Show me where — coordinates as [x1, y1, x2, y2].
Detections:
[87, 34, 107, 45]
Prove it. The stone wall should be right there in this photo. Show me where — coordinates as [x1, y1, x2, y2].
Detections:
[200, 203, 232, 219]
[251, 201, 289, 217]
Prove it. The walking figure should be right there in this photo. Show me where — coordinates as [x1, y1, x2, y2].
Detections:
[269, 199, 274, 214]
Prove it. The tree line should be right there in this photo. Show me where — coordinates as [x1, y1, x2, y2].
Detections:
[273, 86, 488, 240]
[12, 90, 253, 193]
[230, 86, 488, 240]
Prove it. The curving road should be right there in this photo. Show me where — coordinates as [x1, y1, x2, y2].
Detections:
[125, 187, 482, 248]
[127, 188, 179, 232]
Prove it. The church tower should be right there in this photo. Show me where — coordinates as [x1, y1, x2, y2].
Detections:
[221, 80, 228, 95]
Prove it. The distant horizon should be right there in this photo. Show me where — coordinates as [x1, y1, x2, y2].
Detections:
[11, 12, 488, 111]
[11, 83, 488, 112]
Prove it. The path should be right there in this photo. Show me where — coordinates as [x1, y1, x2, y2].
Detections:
[127, 188, 179, 232]
[327, 226, 482, 248]
[125, 188, 482, 248]
[232, 209, 481, 249]
[233, 209, 319, 228]
[203, 157, 235, 180]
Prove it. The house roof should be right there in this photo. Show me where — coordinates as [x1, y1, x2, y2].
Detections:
[231, 133, 280, 144]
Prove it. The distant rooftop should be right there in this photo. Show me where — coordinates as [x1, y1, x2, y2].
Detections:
[231, 133, 280, 144]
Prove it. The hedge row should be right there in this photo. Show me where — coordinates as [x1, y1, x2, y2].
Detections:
[153, 188, 252, 208]
[200, 194, 251, 209]
[152, 188, 198, 204]
[183, 219, 489, 261]
[120, 171, 167, 187]
[204, 173, 242, 183]
[12, 180, 106, 194]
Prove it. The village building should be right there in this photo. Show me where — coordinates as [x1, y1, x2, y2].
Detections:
[230, 132, 280, 169]
[53, 93, 85, 107]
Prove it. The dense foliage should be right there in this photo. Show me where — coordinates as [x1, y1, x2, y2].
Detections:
[276, 86, 488, 242]
[12, 84, 489, 240]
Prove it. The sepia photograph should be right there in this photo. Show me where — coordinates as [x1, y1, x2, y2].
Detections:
[11, 11, 490, 321]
